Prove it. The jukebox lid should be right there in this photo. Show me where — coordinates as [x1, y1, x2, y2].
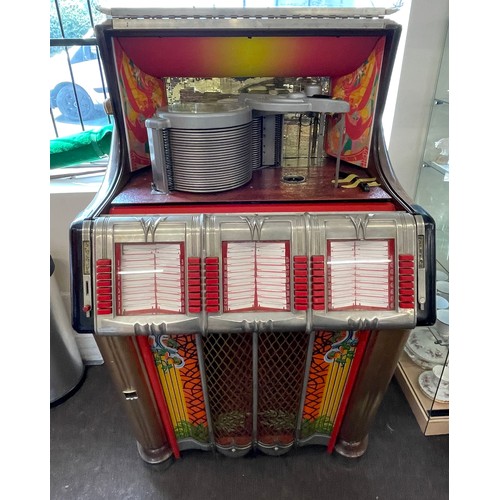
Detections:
[154, 101, 252, 130]
[98, 2, 401, 20]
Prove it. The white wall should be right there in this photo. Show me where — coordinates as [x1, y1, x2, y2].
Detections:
[50, 180, 104, 364]
[385, 0, 449, 199]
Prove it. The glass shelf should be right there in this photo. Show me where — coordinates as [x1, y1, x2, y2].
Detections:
[396, 26, 449, 436]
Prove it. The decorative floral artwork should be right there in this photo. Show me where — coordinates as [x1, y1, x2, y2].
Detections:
[325, 37, 385, 168]
[114, 40, 167, 171]
[149, 334, 209, 442]
[301, 331, 358, 439]
[407, 328, 447, 364]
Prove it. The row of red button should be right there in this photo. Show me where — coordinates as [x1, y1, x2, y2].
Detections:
[204, 257, 220, 313]
[187, 257, 202, 313]
[93, 254, 415, 316]
[311, 255, 326, 311]
[293, 255, 326, 311]
[293, 256, 308, 310]
[398, 254, 415, 309]
[187, 257, 221, 313]
[96, 258, 112, 315]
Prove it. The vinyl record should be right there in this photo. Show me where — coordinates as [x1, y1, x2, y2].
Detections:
[165, 122, 253, 192]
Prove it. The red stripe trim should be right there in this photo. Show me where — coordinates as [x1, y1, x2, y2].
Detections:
[326, 330, 370, 454]
[110, 202, 397, 215]
[136, 336, 181, 460]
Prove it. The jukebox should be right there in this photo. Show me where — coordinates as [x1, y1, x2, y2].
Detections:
[70, 5, 435, 465]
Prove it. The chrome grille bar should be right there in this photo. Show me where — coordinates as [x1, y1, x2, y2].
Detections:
[103, 7, 399, 30]
[101, 7, 397, 20]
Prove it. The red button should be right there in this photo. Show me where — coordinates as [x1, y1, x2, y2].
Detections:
[97, 294, 112, 301]
[399, 261, 414, 269]
[399, 302, 414, 309]
[311, 256, 324, 262]
[398, 255, 414, 261]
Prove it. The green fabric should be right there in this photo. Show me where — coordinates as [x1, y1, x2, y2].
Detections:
[50, 124, 113, 169]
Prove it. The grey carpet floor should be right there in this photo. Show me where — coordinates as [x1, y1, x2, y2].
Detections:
[51, 365, 448, 500]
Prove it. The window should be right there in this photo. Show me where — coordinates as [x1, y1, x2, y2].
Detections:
[50, 0, 110, 141]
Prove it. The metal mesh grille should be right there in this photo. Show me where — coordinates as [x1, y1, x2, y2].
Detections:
[202, 333, 253, 446]
[199, 330, 356, 450]
[257, 331, 309, 445]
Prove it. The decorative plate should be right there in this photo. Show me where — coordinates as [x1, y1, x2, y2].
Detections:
[418, 370, 449, 403]
[403, 345, 435, 370]
[406, 328, 448, 365]
[436, 295, 449, 310]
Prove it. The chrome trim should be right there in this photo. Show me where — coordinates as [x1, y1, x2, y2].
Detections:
[252, 330, 259, 450]
[94, 335, 173, 464]
[195, 333, 215, 448]
[295, 331, 316, 442]
[414, 214, 427, 309]
[91, 211, 422, 335]
[73, 127, 123, 222]
[81, 221, 93, 317]
[177, 438, 211, 452]
[296, 433, 330, 447]
[99, 6, 398, 21]
[111, 16, 395, 30]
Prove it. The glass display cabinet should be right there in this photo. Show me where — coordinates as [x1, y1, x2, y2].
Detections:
[395, 29, 449, 436]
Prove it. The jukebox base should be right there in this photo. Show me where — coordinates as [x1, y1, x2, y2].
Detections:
[136, 442, 174, 465]
[335, 436, 369, 458]
[95, 329, 403, 464]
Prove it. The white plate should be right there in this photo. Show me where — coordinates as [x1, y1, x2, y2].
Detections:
[406, 328, 448, 365]
[418, 370, 449, 403]
[436, 270, 448, 282]
[436, 280, 449, 300]
[436, 295, 449, 309]
[403, 345, 435, 370]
